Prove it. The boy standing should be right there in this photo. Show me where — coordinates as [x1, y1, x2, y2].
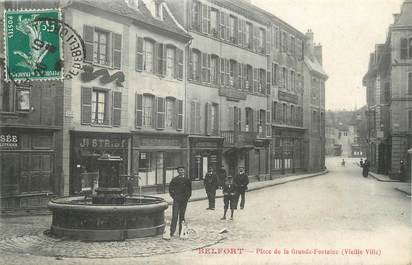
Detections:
[221, 175, 237, 220]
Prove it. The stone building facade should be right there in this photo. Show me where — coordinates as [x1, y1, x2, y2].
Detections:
[363, 0, 412, 181]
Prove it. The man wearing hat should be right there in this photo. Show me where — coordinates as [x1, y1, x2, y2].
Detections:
[221, 175, 237, 220]
[234, 167, 249, 209]
[204, 166, 218, 210]
[168, 166, 192, 237]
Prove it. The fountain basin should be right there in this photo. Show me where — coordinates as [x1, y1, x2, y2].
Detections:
[48, 195, 168, 241]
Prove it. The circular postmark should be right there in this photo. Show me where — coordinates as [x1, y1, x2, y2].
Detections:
[33, 16, 86, 80]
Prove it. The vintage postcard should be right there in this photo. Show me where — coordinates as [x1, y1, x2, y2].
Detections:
[0, 0, 410, 265]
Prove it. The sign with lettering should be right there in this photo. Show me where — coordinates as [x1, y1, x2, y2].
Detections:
[77, 135, 128, 149]
[0, 134, 19, 149]
[139, 137, 182, 147]
[278, 91, 298, 104]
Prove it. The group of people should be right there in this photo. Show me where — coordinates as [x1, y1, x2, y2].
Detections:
[359, 158, 370, 178]
[167, 165, 249, 237]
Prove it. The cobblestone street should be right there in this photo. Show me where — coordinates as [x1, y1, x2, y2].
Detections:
[0, 157, 410, 265]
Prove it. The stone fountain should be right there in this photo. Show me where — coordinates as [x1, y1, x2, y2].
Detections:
[48, 154, 168, 241]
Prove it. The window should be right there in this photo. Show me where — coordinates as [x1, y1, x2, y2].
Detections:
[190, 49, 201, 81]
[192, 1, 201, 31]
[165, 98, 175, 128]
[0, 78, 15, 113]
[211, 55, 219, 85]
[206, 102, 219, 135]
[93, 29, 109, 65]
[291, 36, 295, 56]
[258, 28, 265, 52]
[245, 22, 252, 49]
[282, 67, 287, 88]
[201, 53, 211, 83]
[245, 107, 253, 132]
[144, 39, 154, 73]
[143, 95, 154, 128]
[246, 65, 253, 92]
[408, 72, 412, 94]
[229, 16, 237, 43]
[166, 47, 175, 78]
[409, 111, 412, 130]
[190, 101, 201, 134]
[291, 105, 295, 125]
[291, 71, 295, 91]
[91, 90, 107, 125]
[201, 4, 210, 34]
[155, 2, 162, 18]
[282, 103, 287, 123]
[282, 31, 287, 52]
[259, 69, 266, 93]
[210, 9, 219, 37]
[229, 60, 237, 87]
[272, 63, 278, 86]
[272, 101, 277, 122]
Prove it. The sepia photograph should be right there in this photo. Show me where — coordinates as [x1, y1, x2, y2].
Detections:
[0, 0, 411, 264]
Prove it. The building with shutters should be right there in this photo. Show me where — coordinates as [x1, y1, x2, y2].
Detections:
[0, 1, 64, 209]
[303, 30, 327, 172]
[62, 0, 191, 195]
[363, 0, 412, 181]
[167, 0, 273, 179]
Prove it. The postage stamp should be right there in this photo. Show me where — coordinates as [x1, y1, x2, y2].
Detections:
[4, 9, 63, 81]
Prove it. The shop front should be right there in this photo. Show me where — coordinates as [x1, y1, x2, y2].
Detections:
[189, 136, 223, 180]
[271, 128, 306, 175]
[132, 132, 187, 193]
[70, 131, 130, 195]
[0, 128, 60, 209]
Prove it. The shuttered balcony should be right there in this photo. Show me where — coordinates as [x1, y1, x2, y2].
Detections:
[221, 130, 258, 146]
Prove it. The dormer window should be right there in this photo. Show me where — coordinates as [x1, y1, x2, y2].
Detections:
[155, 2, 162, 19]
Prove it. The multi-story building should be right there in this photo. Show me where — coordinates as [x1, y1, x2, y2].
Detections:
[167, 0, 272, 179]
[62, 0, 191, 195]
[303, 30, 327, 172]
[363, 0, 412, 181]
[0, 1, 64, 209]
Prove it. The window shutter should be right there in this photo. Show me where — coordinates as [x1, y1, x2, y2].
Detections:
[256, 109, 260, 133]
[162, 44, 167, 76]
[135, 94, 143, 127]
[156, 97, 165, 129]
[242, 64, 247, 90]
[408, 73, 412, 94]
[401, 38, 408, 59]
[81, 87, 92, 124]
[253, 68, 258, 92]
[253, 25, 258, 52]
[215, 104, 219, 133]
[238, 18, 243, 46]
[201, 4, 210, 34]
[266, 28, 270, 55]
[225, 59, 230, 86]
[225, 13, 230, 41]
[250, 109, 254, 132]
[136, 36, 144, 71]
[188, 48, 193, 80]
[229, 106, 235, 131]
[207, 54, 211, 83]
[266, 110, 271, 137]
[267, 71, 271, 94]
[112, 91, 122, 127]
[154, 42, 160, 75]
[220, 58, 225, 86]
[205, 102, 212, 135]
[112, 33, 122, 69]
[190, 101, 196, 133]
[220, 11, 225, 39]
[201, 52, 207, 83]
[177, 48, 183, 80]
[177, 99, 183, 130]
[237, 107, 242, 132]
[195, 102, 201, 133]
[83, 25, 94, 63]
[234, 106, 239, 132]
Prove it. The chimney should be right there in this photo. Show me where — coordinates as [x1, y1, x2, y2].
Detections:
[314, 44, 323, 65]
[393, 13, 400, 24]
[305, 29, 314, 57]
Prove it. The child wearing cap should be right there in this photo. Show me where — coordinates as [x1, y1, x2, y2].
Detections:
[221, 175, 237, 220]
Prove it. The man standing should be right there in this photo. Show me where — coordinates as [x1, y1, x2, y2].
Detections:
[362, 159, 370, 178]
[204, 167, 218, 210]
[169, 166, 192, 237]
[234, 167, 249, 209]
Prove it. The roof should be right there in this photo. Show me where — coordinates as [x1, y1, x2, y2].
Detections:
[73, 0, 191, 40]
[304, 56, 328, 78]
[396, 0, 412, 26]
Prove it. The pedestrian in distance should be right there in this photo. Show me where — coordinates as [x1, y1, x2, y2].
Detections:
[399, 160, 406, 181]
[360, 158, 364, 167]
[168, 166, 192, 237]
[204, 166, 218, 210]
[362, 159, 370, 178]
[221, 175, 237, 220]
[234, 167, 249, 210]
[341, 159, 345, 167]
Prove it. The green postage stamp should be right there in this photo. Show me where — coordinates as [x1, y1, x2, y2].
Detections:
[4, 9, 63, 81]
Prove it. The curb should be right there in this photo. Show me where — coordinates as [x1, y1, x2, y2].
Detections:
[394, 187, 412, 196]
[368, 172, 401, 183]
[174, 170, 329, 205]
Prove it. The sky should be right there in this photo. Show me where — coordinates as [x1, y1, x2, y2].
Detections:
[252, 0, 404, 111]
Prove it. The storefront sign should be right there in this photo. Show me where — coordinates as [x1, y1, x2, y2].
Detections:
[278, 91, 298, 104]
[139, 137, 182, 147]
[0, 134, 19, 149]
[78, 137, 127, 149]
